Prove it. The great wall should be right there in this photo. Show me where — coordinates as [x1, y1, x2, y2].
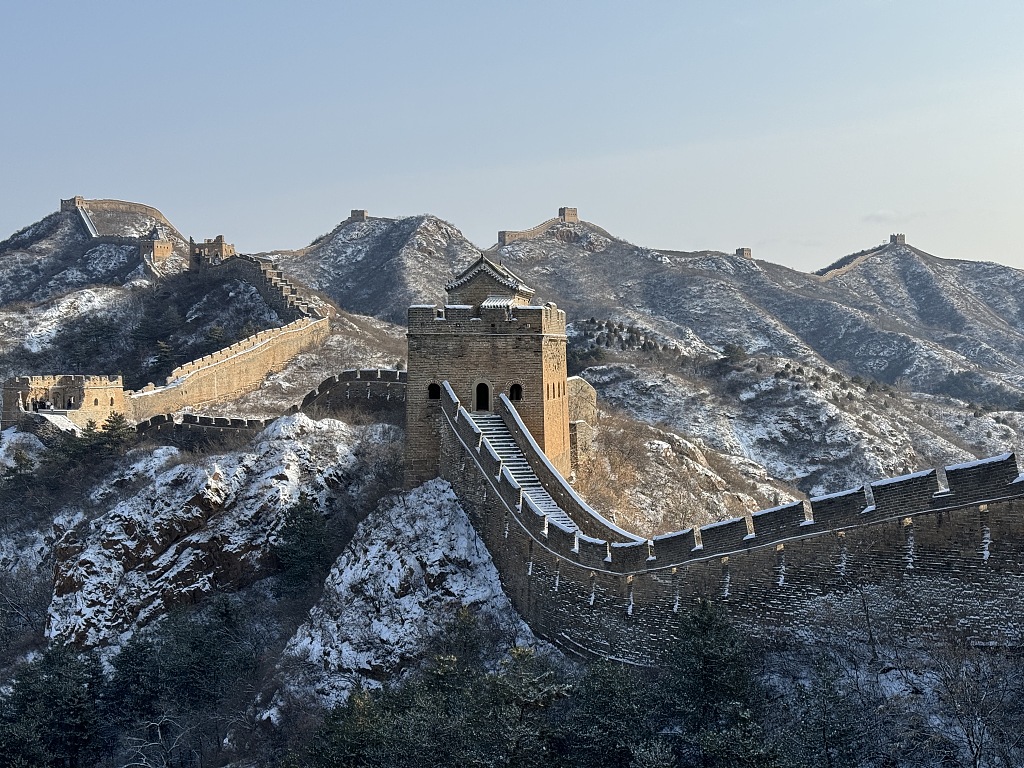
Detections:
[7, 202, 1024, 664]
[1, 197, 330, 435]
[496, 207, 580, 246]
[399, 229, 1024, 663]
[437, 384, 1024, 662]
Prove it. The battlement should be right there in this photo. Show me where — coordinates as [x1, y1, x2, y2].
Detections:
[1, 374, 128, 430]
[297, 368, 408, 412]
[129, 316, 329, 421]
[736, 247, 752, 259]
[437, 373, 1024, 661]
[8, 374, 123, 387]
[215, 254, 318, 321]
[190, 234, 237, 266]
[475, 451, 1024, 569]
[408, 303, 566, 335]
[890, 233, 906, 244]
[60, 196, 85, 212]
[135, 412, 277, 438]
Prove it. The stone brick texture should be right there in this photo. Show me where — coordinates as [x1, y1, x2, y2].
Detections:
[437, 385, 1024, 663]
[2, 246, 328, 430]
[129, 317, 328, 421]
[405, 294, 570, 486]
[297, 368, 407, 412]
[1, 375, 128, 428]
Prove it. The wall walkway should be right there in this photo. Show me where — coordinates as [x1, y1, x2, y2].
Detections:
[438, 382, 1024, 663]
[76, 206, 99, 238]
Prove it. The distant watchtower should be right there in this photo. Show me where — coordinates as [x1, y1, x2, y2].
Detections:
[405, 256, 571, 486]
[890, 233, 906, 245]
[139, 226, 172, 265]
[190, 235, 237, 269]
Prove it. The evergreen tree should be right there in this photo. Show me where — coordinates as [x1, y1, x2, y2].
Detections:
[0, 643, 105, 768]
[99, 412, 135, 454]
[272, 495, 333, 597]
[656, 599, 780, 768]
[554, 661, 654, 768]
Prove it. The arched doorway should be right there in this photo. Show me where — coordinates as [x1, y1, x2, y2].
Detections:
[475, 382, 490, 411]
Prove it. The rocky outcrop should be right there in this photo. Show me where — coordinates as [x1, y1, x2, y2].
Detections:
[277, 479, 534, 709]
[47, 414, 393, 646]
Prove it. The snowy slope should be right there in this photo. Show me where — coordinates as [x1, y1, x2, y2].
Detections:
[265, 215, 480, 324]
[46, 414, 398, 647]
[277, 479, 534, 710]
[582, 357, 1023, 498]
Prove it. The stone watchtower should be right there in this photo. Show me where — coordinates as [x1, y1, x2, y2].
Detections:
[139, 226, 173, 265]
[405, 256, 571, 487]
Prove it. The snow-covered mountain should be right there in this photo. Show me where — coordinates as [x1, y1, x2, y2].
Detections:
[0, 203, 189, 305]
[263, 214, 481, 324]
[5, 199, 1024, 766]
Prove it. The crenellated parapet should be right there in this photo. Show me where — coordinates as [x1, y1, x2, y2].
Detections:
[296, 368, 408, 413]
[1, 374, 128, 430]
[2, 200, 333, 435]
[407, 302, 566, 337]
[435, 379, 1024, 662]
[211, 254, 321, 321]
[135, 412, 277, 438]
[129, 316, 329, 422]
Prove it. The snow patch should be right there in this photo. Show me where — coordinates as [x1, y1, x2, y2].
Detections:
[278, 479, 534, 709]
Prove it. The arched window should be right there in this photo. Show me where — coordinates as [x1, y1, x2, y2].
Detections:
[509, 383, 523, 401]
[475, 382, 490, 411]
[93, 398, 99, 406]
[427, 383, 441, 400]
[109, 397, 115, 406]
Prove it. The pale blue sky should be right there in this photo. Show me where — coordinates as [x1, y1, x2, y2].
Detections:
[1, 1, 1021, 270]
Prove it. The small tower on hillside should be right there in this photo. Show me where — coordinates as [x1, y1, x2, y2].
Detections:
[139, 226, 172, 265]
[405, 256, 571, 487]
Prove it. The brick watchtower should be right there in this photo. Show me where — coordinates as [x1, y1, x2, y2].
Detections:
[405, 256, 571, 487]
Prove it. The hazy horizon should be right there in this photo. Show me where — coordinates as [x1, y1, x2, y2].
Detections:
[2, 1, 1022, 272]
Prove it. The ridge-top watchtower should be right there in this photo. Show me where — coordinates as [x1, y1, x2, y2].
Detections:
[405, 256, 571, 487]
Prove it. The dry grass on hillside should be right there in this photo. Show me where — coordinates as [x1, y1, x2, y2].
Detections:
[572, 407, 800, 538]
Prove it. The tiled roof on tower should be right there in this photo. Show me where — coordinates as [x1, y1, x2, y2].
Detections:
[445, 255, 534, 300]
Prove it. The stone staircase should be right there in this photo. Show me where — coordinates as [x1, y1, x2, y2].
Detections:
[469, 412, 578, 533]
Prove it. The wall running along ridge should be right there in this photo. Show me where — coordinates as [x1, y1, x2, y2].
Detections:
[436, 383, 1024, 663]
[2, 206, 331, 430]
[135, 412, 277, 437]
[496, 207, 579, 247]
[213, 254, 320, 321]
[134, 367, 408, 438]
[130, 317, 329, 422]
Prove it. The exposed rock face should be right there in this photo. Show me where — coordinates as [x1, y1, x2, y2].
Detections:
[47, 414, 396, 647]
[573, 410, 795, 535]
[277, 479, 534, 710]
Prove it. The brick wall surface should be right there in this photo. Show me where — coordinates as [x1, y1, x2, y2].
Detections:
[437, 391, 1024, 663]
[298, 368, 407, 413]
[405, 302, 570, 486]
[130, 317, 328, 421]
